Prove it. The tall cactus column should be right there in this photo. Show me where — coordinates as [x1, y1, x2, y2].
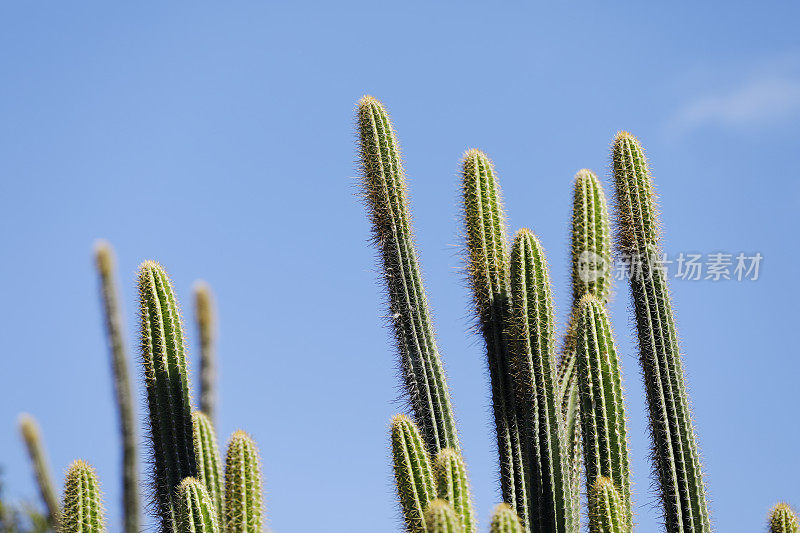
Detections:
[612, 132, 710, 533]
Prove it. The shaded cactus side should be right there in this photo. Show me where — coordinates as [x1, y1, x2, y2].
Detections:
[588, 477, 625, 533]
[176, 477, 219, 533]
[192, 411, 224, 527]
[488, 504, 523, 533]
[224, 431, 264, 533]
[59, 460, 106, 533]
[19, 414, 59, 528]
[434, 448, 475, 533]
[392, 415, 436, 533]
[425, 500, 463, 533]
[193, 281, 218, 426]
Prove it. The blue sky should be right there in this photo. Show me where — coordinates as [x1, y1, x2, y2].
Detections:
[1, 3, 798, 532]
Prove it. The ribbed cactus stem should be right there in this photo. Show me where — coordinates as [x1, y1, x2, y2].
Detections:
[424, 500, 463, 533]
[574, 295, 632, 530]
[509, 229, 574, 533]
[391, 414, 436, 533]
[18, 414, 59, 527]
[612, 132, 710, 533]
[192, 411, 223, 526]
[769, 504, 799, 533]
[176, 478, 220, 533]
[434, 448, 475, 533]
[461, 149, 527, 523]
[138, 261, 197, 531]
[224, 431, 264, 533]
[59, 460, 106, 533]
[94, 241, 140, 533]
[489, 504, 523, 533]
[588, 477, 625, 533]
[193, 281, 217, 425]
[357, 95, 459, 453]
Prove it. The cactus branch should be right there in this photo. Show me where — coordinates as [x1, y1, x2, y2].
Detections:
[192, 411, 223, 527]
[434, 448, 475, 533]
[193, 281, 218, 426]
[588, 477, 625, 533]
[59, 460, 106, 533]
[177, 477, 220, 533]
[425, 499, 463, 533]
[224, 431, 264, 533]
[18, 414, 59, 527]
[489, 504, 523, 533]
[391, 415, 436, 533]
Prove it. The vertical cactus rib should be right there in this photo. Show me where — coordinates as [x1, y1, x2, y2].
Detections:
[176, 478, 220, 533]
[425, 499, 464, 533]
[489, 504, 523, 533]
[59, 460, 106, 533]
[508, 230, 573, 533]
[193, 281, 218, 426]
[574, 296, 632, 530]
[588, 477, 625, 533]
[18, 414, 60, 527]
[357, 95, 458, 453]
[434, 448, 475, 533]
[138, 261, 197, 531]
[391, 415, 436, 533]
[612, 132, 710, 533]
[192, 411, 223, 527]
[460, 149, 527, 524]
[93, 241, 140, 533]
[769, 504, 799, 533]
[224, 431, 264, 533]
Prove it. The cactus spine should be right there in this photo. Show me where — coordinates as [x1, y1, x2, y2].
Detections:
[176, 478, 219, 533]
[461, 149, 527, 524]
[434, 448, 475, 533]
[425, 500, 464, 533]
[94, 241, 140, 533]
[489, 504, 523, 533]
[612, 132, 710, 533]
[588, 477, 625, 533]
[770, 504, 799, 533]
[509, 229, 573, 533]
[138, 261, 197, 531]
[59, 460, 106, 533]
[19, 414, 59, 527]
[391, 415, 436, 533]
[193, 281, 218, 425]
[574, 296, 631, 529]
[357, 95, 459, 453]
[192, 411, 223, 526]
[224, 431, 264, 533]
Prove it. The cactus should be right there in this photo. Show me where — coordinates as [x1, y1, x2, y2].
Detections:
[224, 431, 264, 533]
[176, 478, 219, 533]
[59, 460, 106, 533]
[193, 281, 218, 426]
[434, 448, 475, 533]
[391, 414, 436, 533]
[574, 295, 631, 529]
[588, 477, 625, 533]
[192, 411, 223, 526]
[769, 504, 799, 533]
[93, 241, 141, 533]
[612, 132, 710, 533]
[18, 414, 59, 527]
[461, 149, 527, 523]
[489, 504, 523, 533]
[357, 95, 459, 453]
[508, 229, 574, 533]
[424, 500, 463, 533]
[138, 261, 197, 531]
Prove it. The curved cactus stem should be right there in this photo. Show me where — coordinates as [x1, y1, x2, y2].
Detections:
[489, 504, 523, 533]
[588, 477, 625, 533]
[769, 504, 799, 533]
[176, 477, 220, 533]
[192, 411, 223, 526]
[391, 414, 436, 533]
[224, 431, 264, 533]
[434, 448, 475, 533]
[425, 499, 463, 533]
[18, 414, 59, 527]
[193, 281, 218, 426]
[59, 460, 106, 533]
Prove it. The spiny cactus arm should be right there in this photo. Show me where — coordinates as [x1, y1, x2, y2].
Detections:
[193, 281, 217, 425]
[575, 295, 632, 529]
[769, 504, 799, 533]
[224, 431, 264, 533]
[138, 261, 197, 531]
[434, 448, 475, 533]
[18, 414, 60, 527]
[508, 229, 574, 533]
[488, 504, 523, 533]
[461, 149, 527, 522]
[588, 477, 625, 533]
[558, 349, 582, 533]
[176, 478, 219, 533]
[357, 96, 459, 453]
[612, 132, 710, 533]
[192, 411, 223, 526]
[59, 460, 106, 533]
[391, 415, 436, 533]
[424, 499, 463, 533]
[93, 241, 141, 533]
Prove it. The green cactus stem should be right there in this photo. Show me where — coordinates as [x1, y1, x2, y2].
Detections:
[391, 414, 436, 533]
[94, 241, 140, 533]
[461, 149, 527, 523]
[176, 478, 219, 533]
[425, 500, 463, 533]
[193, 281, 217, 426]
[224, 431, 264, 533]
[138, 261, 197, 531]
[612, 132, 710, 533]
[588, 477, 625, 533]
[357, 95, 459, 453]
[769, 504, 799, 533]
[59, 460, 106, 533]
[509, 229, 574, 533]
[192, 411, 223, 526]
[18, 414, 59, 527]
[489, 504, 523, 533]
[434, 448, 475, 533]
